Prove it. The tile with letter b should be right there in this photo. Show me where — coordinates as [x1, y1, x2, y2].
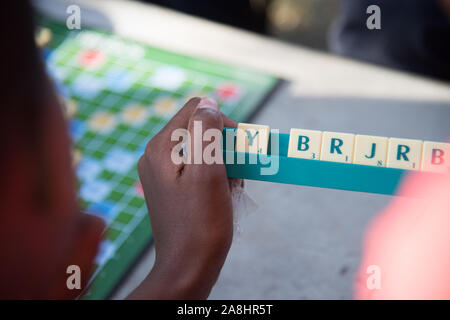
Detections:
[353, 135, 388, 167]
[421, 141, 450, 173]
[236, 123, 270, 154]
[387, 138, 422, 170]
[287, 129, 322, 160]
[320, 131, 355, 163]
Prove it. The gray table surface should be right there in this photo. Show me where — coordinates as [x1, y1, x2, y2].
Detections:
[36, 0, 450, 299]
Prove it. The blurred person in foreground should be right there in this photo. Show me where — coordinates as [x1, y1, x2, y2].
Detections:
[0, 1, 449, 299]
[1, 1, 236, 299]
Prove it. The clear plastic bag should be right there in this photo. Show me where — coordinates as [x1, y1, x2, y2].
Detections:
[230, 179, 258, 239]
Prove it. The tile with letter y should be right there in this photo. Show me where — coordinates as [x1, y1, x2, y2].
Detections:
[387, 138, 423, 170]
[236, 123, 270, 154]
[421, 141, 450, 173]
[287, 129, 322, 160]
[353, 135, 388, 167]
[320, 131, 355, 163]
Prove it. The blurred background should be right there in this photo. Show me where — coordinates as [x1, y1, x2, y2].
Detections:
[139, 0, 450, 82]
[141, 0, 340, 51]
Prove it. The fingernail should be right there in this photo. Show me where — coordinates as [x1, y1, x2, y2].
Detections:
[197, 97, 219, 111]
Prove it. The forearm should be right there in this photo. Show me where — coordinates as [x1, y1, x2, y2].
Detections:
[127, 266, 210, 299]
[127, 246, 228, 300]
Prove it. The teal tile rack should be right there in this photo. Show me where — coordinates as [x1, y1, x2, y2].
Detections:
[222, 128, 408, 195]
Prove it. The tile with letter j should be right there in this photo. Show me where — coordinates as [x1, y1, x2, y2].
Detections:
[387, 138, 422, 170]
[320, 131, 355, 163]
[353, 135, 388, 167]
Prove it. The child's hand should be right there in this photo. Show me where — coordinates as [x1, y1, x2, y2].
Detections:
[130, 97, 237, 299]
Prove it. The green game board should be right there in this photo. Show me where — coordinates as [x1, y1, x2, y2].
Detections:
[39, 19, 279, 299]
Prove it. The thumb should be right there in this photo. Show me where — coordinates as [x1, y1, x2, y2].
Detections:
[188, 97, 223, 131]
[184, 98, 226, 179]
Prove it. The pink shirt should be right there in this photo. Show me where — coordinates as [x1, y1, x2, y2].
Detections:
[355, 171, 450, 299]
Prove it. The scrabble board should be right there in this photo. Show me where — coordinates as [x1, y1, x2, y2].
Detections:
[38, 20, 279, 299]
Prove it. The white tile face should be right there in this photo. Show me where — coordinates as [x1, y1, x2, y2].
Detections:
[235, 123, 270, 154]
[320, 131, 355, 163]
[353, 135, 388, 167]
[387, 138, 423, 170]
[287, 129, 322, 160]
[421, 141, 450, 173]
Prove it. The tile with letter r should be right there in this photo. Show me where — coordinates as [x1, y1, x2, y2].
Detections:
[387, 138, 423, 170]
[287, 128, 322, 160]
[320, 131, 355, 163]
[236, 123, 270, 154]
[353, 135, 388, 167]
[421, 141, 450, 173]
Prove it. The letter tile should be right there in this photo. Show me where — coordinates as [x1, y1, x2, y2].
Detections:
[387, 138, 422, 170]
[287, 129, 322, 160]
[320, 131, 355, 163]
[421, 141, 450, 173]
[353, 135, 388, 167]
[236, 123, 270, 154]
